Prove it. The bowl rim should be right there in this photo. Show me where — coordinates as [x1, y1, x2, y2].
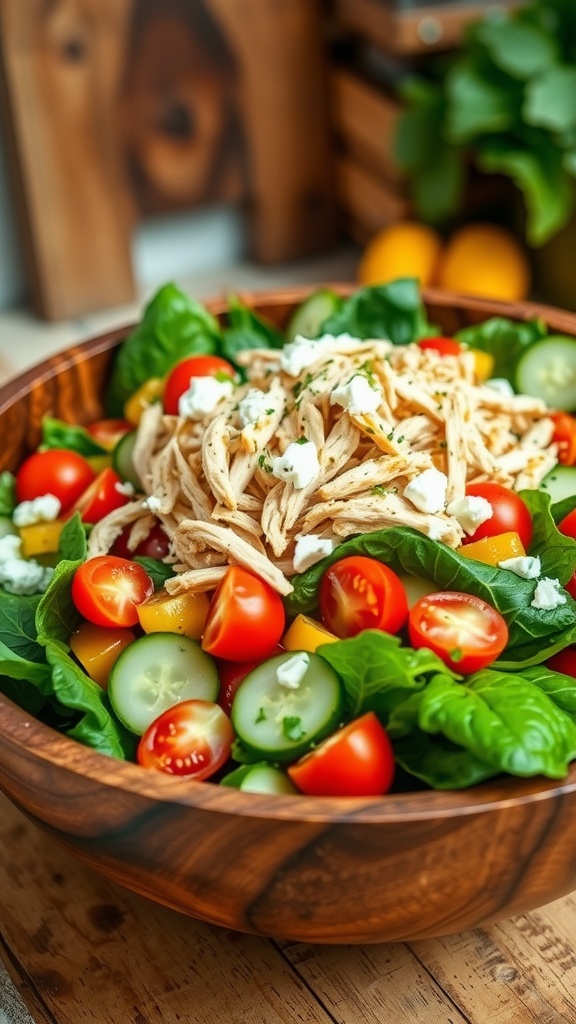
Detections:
[3, 282, 576, 825]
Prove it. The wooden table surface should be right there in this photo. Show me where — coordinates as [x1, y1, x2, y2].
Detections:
[1, 791, 576, 1024]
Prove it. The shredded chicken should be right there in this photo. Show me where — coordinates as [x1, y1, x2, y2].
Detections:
[87, 338, 558, 595]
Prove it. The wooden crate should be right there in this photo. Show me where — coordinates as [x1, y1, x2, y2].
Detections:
[0, 0, 336, 320]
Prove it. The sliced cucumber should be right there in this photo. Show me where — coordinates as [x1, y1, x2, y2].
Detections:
[515, 335, 576, 411]
[285, 289, 342, 343]
[109, 632, 218, 734]
[540, 465, 576, 504]
[112, 430, 142, 490]
[220, 762, 297, 795]
[231, 651, 344, 762]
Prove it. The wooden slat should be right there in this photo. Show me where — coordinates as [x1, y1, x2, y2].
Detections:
[333, 0, 525, 55]
[209, 0, 336, 264]
[0, 0, 137, 320]
[330, 67, 403, 184]
[335, 154, 409, 238]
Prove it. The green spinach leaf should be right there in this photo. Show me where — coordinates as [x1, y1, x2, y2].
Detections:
[319, 279, 437, 346]
[455, 316, 547, 382]
[221, 295, 285, 365]
[41, 418, 107, 456]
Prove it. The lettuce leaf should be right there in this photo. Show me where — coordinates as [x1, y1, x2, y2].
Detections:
[454, 316, 547, 382]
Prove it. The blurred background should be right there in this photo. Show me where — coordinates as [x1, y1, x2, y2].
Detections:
[0, 0, 574, 339]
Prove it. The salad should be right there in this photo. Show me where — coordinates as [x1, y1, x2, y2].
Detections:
[3, 277, 576, 798]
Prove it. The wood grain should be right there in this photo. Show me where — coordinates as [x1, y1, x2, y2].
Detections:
[2, 286, 576, 946]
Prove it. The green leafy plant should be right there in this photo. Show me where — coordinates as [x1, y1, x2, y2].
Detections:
[394, 0, 576, 246]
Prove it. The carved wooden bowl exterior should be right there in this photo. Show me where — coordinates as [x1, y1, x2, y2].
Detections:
[2, 286, 576, 944]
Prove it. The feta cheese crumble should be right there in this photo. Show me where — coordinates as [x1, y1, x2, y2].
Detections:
[0, 533, 54, 595]
[142, 494, 163, 513]
[178, 376, 234, 418]
[293, 534, 335, 573]
[237, 388, 273, 427]
[498, 555, 541, 580]
[446, 495, 493, 535]
[484, 378, 515, 397]
[276, 652, 310, 689]
[330, 373, 382, 415]
[271, 440, 320, 489]
[280, 332, 359, 376]
[12, 493, 61, 527]
[531, 577, 567, 610]
[403, 467, 448, 514]
[115, 480, 135, 497]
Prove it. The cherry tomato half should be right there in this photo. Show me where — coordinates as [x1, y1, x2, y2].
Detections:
[70, 467, 130, 524]
[319, 556, 408, 639]
[163, 355, 236, 416]
[85, 418, 133, 451]
[201, 565, 286, 662]
[16, 448, 96, 513]
[558, 508, 576, 541]
[550, 412, 576, 466]
[408, 591, 509, 674]
[71, 555, 154, 628]
[463, 482, 532, 551]
[287, 712, 395, 797]
[137, 700, 234, 780]
[546, 646, 576, 678]
[418, 337, 463, 357]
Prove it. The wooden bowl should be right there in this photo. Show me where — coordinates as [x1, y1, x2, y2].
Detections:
[2, 285, 576, 945]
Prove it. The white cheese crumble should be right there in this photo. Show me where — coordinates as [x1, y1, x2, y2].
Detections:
[531, 577, 567, 610]
[276, 652, 310, 689]
[446, 495, 493, 536]
[178, 376, 234, 418]
[237, 388, 273, 427]
[0, 533, 54, 595]
[142, 494, 163, 513]
[12, 493, 61, 527]
[403, 467, 448, 514]
[280, 332, 359, 377]
[330, 374, 382, 415]
[293, 534, 335, 573]
[498, 555, 541, 580]
[271, 440, 320, 489]
[484, 378, 515, 397]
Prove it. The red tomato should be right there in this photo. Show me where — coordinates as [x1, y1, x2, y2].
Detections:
[418, 337, 463, 357]
[163, 355, 236, 416]
[558, 508, 576, 540]
[16, 448, 96, 513]
[85, 418, 132, 451]
[319, 556, 408, 639]
[463, 482, 533, 550]
[546, 646, 576, 677]
[70, 467, 130, 524]
[550, 412, 576, 466]
[201, 565, 285, 662]
[287, 712, 395, 797]
[71, 555, 154, 628]
[137, 700, 233, 780]
[111, 522, 171, 561]
[216, 644, 284, 716]
[408, 591, 508, 674]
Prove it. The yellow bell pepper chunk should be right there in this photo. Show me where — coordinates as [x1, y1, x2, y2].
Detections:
[282, 614, 338, 653]
[124, 378, 165, 426]
[459, 531, 526, 567]
[137, 588, 210, 639]
[70, 622, 135, 689]
[469, 348, 495, 382]
[19, 520, 65, 558]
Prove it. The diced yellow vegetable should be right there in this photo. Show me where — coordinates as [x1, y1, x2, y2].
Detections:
[124, 378, 165, 426]
[70, 622, 135, 689]
[19, 520, 65, 558]
[86, 454, 113, 473]
[137, 588, 210, 639]
[282, 614, 338, 653]
[459, 531, 526, 567]
[469, 348, 495, 382]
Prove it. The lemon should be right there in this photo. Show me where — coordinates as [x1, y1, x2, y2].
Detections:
[357, 221, 443, 287]
[437, 223, 531, 301]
